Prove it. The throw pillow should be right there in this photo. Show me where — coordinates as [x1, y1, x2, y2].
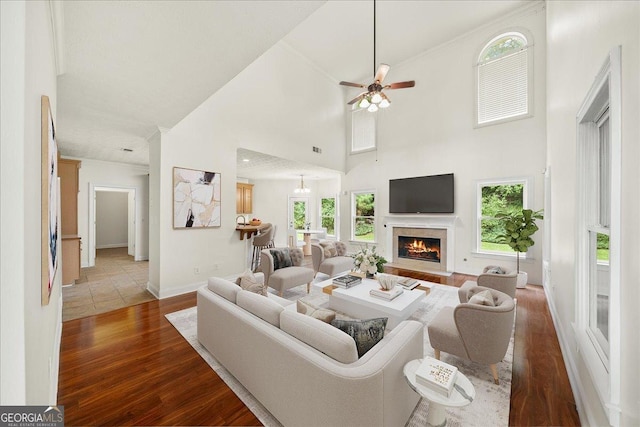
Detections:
[331, 317, 387, 358]
[486, 266, 506, 274]
[296, 299, 336, 324]
[468, 289, 496, 307]
[270, 249, 293, 270]
[319, 241, 337, 258]
[236, 269, 267, 296]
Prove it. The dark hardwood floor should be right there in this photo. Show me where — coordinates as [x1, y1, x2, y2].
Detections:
[58, 270, 581, 426]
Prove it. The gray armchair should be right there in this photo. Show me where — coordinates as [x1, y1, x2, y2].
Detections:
[428, 286, 515, 384]
[260, 247, 314, 296]
[310, 241, 353, 278]
[458, 265, 517, 302]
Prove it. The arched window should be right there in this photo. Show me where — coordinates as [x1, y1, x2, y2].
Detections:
[476, 31, 532, 126]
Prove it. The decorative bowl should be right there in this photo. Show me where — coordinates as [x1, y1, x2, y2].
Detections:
[250, 219, 262, 226]
[377, 274, 398, 291]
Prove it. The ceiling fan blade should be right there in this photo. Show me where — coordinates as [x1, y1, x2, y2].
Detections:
[347, 92, 367, 105]
[374, 64, 390, 83]
[340, 81, 366, 88]
[385, 80, 416, 90]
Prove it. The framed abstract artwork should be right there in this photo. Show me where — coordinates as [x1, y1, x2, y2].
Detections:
[173, 167, 221, 229]
[41, 95, 59, 305]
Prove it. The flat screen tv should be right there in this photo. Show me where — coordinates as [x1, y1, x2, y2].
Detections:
[389, 173, 454, 214]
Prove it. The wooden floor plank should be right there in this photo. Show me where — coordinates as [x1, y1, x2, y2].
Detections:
[58, 274, 580, 426]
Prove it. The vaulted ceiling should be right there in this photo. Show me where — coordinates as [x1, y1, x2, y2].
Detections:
[56, 0, 529, 171]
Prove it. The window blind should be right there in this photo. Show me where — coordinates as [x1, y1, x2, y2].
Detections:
[477, 48, 528, 124]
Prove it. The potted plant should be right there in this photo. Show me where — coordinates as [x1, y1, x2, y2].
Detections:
[496, 208, 543, 288]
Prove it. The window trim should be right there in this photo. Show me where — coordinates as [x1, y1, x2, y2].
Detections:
[574, 46, 621, 426]
[351, 189, 376, 243]
[474, 176, 533, 256]
[319, 194, 338, 239]
[474, 28, 534, 128]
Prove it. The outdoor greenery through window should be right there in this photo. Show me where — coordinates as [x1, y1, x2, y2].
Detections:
[479, 182, 524, 253]
[352, 191, 375, 242]
[320, 197, 336, 236]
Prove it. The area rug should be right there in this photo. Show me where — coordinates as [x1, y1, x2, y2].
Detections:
[166, 283, 514, 427]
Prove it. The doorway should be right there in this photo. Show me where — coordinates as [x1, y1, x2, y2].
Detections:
[90, 186, 136, 267]
[288, 196, 309, 229]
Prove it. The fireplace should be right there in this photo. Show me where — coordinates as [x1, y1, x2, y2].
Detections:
[398, 236, 441, 263]
[385, 216, 457, 275]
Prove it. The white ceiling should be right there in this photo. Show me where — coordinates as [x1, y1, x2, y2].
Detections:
[237, 148, 342, 181]
[56, 0, 529, 172]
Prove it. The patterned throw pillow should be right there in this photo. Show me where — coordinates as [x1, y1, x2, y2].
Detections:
[270, 249, 293, 270]
[296, 299, 336, 323]
[486, 266, 506, 274]
[319, 241, 337, 258]
[331, 317, 388, 357]
[468, 289, 496, 306]
[236, 269, 267, 296]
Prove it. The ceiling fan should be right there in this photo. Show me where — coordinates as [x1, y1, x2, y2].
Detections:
[339, 0, 415, 112]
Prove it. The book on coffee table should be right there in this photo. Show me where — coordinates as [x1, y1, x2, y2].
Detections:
[397, 277, 419, 290]
[369, 287, 403, 301]
[332, 274, 362, 288]
[415, 356, 458, 397]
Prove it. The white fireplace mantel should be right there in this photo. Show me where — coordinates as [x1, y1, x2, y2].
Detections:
[383, 216, 459, 273]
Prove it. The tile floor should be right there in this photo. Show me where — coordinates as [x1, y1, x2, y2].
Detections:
[62, 247, 154, 322]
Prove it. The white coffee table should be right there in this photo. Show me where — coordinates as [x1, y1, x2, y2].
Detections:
[403, 359, 475, 427]
[311, 277, 429, 329]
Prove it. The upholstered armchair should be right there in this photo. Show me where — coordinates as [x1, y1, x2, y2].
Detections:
[428, 286, 515, 384]
[310, 241, 353, 278]
[260, 247, 314, 296]
[458, 265, 517, 302]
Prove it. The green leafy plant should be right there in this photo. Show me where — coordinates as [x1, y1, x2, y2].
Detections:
[496, 208, 544, 273]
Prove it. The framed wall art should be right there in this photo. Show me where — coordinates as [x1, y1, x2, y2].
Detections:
[173, 166, 221, 229]
[41, 95, 58, 305]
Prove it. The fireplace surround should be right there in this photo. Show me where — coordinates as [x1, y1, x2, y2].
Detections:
[384, 216, 457, 274]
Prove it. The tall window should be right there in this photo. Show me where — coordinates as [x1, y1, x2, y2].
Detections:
[351, 108, 376, 153]
[320, 196, 337, 237]
[477, 178, 529, 254]
[476, 31, 532, 126]
[351, 191, 375, 242]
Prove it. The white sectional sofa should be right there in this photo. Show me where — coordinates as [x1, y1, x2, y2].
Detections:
[197, 277, 423, 427]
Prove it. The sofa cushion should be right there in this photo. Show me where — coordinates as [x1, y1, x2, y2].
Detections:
[237, 290, 284, 327]
[270, 249, 293, 270]
[296, 299, 336, 324]
[318, 256, 355, 278]
[280, 310, 358, 364]
[236, 269, 267, 296]
[331, 318, 388, 358]
[319, 241, 337, 258]
[207, 277, 240, 303]
[468, 289, 496, 307]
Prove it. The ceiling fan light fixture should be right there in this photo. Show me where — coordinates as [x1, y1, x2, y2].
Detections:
[359, 97, 371, 108]
[379, 98, 390, 108]
[371, 92, 382, 104]
[367, 103, 379, 113]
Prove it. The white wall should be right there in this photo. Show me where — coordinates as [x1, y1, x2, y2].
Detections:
[70, 158, 149, 266]
[342, 3, 547, 283]
[96, 191, 128, 248]
[0, 0, 62, 405]
[149, 42, 345, 298]
[546, 1, 639, 425]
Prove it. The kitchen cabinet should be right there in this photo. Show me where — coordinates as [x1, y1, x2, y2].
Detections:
[236, 183, 253, 214]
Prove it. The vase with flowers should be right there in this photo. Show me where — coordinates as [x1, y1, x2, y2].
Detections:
[352, 245, 387, 278]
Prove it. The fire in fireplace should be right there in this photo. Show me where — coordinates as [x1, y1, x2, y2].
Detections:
[398, 236, 441, 263]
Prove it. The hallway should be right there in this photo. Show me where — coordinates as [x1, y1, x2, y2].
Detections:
[62, 247, 154, 321]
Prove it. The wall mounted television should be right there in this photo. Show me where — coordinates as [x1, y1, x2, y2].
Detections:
[389, 173, 454, 214]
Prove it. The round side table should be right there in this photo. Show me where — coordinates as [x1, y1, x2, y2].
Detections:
[403, 359, 475, 427]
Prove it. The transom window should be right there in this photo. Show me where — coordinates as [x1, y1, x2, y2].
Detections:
[351, 108, 376, 153]
[476, 31, 533, 126]
[351, 191, 375, 242]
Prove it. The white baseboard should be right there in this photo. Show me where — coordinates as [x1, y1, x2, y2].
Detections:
[134, 256, 149, 262]
[96, 243, 128, 249]
[543, 283, 592, 426]
[146, 280, 205, 299]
